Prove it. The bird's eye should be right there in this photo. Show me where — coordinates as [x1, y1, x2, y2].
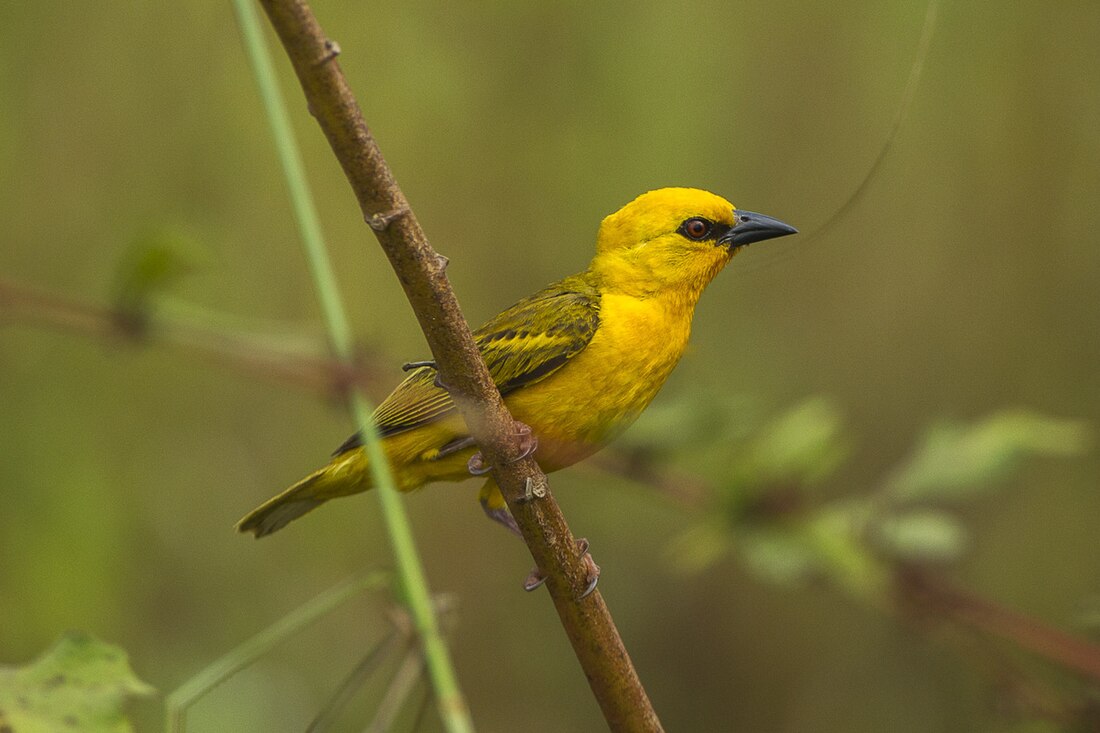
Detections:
[680, 217, 712, 241]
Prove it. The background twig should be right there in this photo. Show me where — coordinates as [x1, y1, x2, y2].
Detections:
[166, 572, 388, 733]
[0, 278, 375, 397]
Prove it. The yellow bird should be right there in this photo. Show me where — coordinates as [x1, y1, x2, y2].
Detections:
[238, 188, 796, 539]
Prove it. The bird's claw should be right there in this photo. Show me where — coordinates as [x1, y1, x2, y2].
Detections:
[523, 568, 547, 592]
[512, 422, 538, 462]
[522, 537, 601, 599]
[575, 538, 601, 599]
[467, 452, 492, 476]
[467, 423, 539, 478]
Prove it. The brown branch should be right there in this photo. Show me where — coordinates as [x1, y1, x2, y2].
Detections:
[255, 1, 662, 730]
[899, 567, 1100, 685]
[0, 277, 377, 398]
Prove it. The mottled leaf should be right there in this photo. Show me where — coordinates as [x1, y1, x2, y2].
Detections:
[0, 632, 153, 733]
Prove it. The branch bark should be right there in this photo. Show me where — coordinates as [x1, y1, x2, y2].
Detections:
[255, 1, 662, 729]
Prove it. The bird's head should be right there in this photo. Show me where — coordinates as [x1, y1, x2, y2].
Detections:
[591, 188, 797, 299]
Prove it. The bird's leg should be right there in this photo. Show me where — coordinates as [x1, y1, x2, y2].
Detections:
[523, 537, 601, 599]
[433, 436, 476, 460]
[466, 421, 538, 477]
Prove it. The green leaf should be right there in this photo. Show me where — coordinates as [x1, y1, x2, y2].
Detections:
[886, 410, 1090, 502]
[872, 510, 968, 563]
[745, 397, 848, 484]
[804, 500, 888, 600]
[111, 230, 203, 325]
[0, 632, 153, 733]
[623, 390, 760, 455]
[664, 520, 737, 575]
[737, 527, 819, 585]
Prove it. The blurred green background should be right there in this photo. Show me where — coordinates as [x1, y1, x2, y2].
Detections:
[2, 1, 1099, 731]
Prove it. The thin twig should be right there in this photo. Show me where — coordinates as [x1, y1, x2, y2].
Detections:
[306, 632, 404, 733]
[255, 0, 662, 729]
[899, 568, 1100, 684]
[365, 647, 426, 733]
[803, 0, 939, 242]
[165, 572, 387, 733]
[409, 684, 434, 733]
[0, 277, 373, 397]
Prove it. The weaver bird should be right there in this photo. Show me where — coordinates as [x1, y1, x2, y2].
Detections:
[238, 188, 796, 545]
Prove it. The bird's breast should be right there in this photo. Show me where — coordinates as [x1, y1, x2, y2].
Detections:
[505, 292, 694, 470]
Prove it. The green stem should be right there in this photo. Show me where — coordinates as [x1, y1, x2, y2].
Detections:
[165, 573, 387, 733]
[232, 1, 350, 355]
[230, 2, 474, 731]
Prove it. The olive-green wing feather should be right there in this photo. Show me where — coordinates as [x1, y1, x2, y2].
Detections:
[335, 275, 600, 453]
[475, 276, 602, 395]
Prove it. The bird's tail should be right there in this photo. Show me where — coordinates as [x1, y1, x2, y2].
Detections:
[236, 450, 370, 538]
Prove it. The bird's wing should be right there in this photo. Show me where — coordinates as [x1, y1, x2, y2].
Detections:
[335, 276, 600, 453]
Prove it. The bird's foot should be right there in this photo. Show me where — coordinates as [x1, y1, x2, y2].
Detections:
[466, 422, 538, 477]
[523, 537, 601, 599]
[511, 422, 539, 462]
[467, 451, 492, 476]
[436, 435, 476, 460]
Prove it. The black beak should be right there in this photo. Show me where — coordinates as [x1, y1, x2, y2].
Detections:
[719, 210, 798, 248]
